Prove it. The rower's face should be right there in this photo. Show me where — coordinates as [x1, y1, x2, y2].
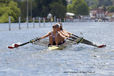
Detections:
[56, 27, 60, 31]
[52, 25, 60, 32]
[53, 27, 57, 31]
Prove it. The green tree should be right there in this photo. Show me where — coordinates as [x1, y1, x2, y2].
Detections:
[18, 1, 27, 18]
[33, 0, 67, 18]
[108, 6, 114, 12]
[18, 0, 36, 19]
[67, 4, 73, 13]
[0, 7, 10, 23]
[0, 1, 20, 23]
[98, 0, 112, 7]
[85, 0, 113, 9]
[8, 1, 21, 21]
[85, 0, 98, 9]
[50, 2, 66, 18]
[67, 0, 89, 16]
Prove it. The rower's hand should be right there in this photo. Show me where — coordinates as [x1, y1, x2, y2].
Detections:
[30, 39, 35, 43]
[35, 38, 41, 41]
[30, 38, 41, 43]
[65, 37, 69, 39]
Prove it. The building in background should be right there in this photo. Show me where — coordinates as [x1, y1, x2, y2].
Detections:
[90, 7, 105, 19]
[66, 12, 75, 22]
[106, 12, 114, 21]
[89, 7, 108, 22]
[90, 6, 114, 22]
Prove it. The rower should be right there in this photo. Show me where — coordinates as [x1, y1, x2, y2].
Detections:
[56, 22, 73, 38]
[38, 24, 67, 46]
[56, 22, 84, 43]
[56, 23, 106, 48]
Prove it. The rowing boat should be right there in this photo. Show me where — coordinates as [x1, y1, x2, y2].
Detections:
[48, 45, 66, 50]
[48, 38, 83, 50]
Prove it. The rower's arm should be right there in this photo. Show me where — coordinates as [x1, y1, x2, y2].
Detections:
[67, 32, 72, 35]
[61, 30, 71, 37]
[58, 31, 68, 39]
[63, 30, 72, 35]
[39, 32, 51, 39]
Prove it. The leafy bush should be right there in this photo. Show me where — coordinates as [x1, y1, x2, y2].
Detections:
[0, 1, 20, 23]
[67, 0, 89, 16]
[108, 6, 114, 12]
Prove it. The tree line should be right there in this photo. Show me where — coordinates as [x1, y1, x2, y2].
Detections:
[0, 0, 20, 23]
[0, 0, 114, 23]
[85, 0, 114, 11]
[0, 0, 68, 22]
[67, 0, 89, 16]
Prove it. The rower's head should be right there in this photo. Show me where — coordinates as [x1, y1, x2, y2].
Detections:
[52, 24, 59, 31]
[58, 22, 63, 30]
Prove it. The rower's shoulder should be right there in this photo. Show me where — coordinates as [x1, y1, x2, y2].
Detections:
[47, 31, 52, 35]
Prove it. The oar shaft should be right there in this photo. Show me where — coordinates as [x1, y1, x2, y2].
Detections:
[18, 38, 39, 47]
[18, 41, 30, 47]
[71, 34, 103, 47]
[71, 34, 79, 38]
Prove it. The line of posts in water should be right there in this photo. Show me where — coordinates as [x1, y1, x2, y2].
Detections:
[8, 16, 65, 31]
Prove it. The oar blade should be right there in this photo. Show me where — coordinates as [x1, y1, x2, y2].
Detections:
[8, 46, 14, 49]
[14, 44, 20, 47]
[8, 43, 20, 49]
[97, 44, 106, 48]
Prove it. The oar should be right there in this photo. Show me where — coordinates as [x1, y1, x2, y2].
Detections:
[70, 33, 106, 48]
[68, 37, 83, 44]
[71, 33, 80, 38]
[8, 38, 40, 49]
